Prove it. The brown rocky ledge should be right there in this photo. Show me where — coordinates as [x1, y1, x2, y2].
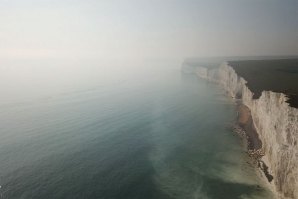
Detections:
[233, 104, 274, 182]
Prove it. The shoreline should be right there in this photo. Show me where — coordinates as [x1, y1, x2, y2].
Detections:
[233, 104, 274, 183]
[191, 60, 298, 198]
[236, 104, 262, 151]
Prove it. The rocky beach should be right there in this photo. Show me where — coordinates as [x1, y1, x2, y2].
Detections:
[185, 58, 298, 199]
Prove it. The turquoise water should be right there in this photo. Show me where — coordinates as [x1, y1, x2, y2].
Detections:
[0, 65, 272, 198]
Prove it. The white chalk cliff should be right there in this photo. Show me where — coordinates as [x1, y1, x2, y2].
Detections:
[195, 62, 298, 199]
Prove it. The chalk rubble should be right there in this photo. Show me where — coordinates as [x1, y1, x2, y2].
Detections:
[196, 62, 298, 199]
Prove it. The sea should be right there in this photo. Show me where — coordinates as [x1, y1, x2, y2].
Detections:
[0, 62, 274, 199]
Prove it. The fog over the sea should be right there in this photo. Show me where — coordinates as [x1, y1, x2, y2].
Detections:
[1, 0, 297, 104]
[1, 0, 297, 65]
[0, 2, 296, 198]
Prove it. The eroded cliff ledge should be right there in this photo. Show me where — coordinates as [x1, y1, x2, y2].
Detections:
[228, 59, 298, 108]
[190, 59, 298, 199]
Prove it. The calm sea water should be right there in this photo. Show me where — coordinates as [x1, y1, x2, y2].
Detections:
[0, 64, 273, 199]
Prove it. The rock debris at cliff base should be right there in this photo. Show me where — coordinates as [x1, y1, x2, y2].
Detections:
[186, 57, 298, 199]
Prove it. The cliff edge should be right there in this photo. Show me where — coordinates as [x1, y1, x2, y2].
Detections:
[193, 59, 298, 199]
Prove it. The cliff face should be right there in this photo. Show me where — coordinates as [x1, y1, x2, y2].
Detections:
[196, 62, 298, 199]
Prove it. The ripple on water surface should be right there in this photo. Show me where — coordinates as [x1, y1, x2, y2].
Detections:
[0, 69, 274, 199]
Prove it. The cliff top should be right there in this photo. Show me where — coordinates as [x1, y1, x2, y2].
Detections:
[228, 59, 298, 108]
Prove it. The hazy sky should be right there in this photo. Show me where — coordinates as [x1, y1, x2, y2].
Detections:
[1, 0, 297, 63]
